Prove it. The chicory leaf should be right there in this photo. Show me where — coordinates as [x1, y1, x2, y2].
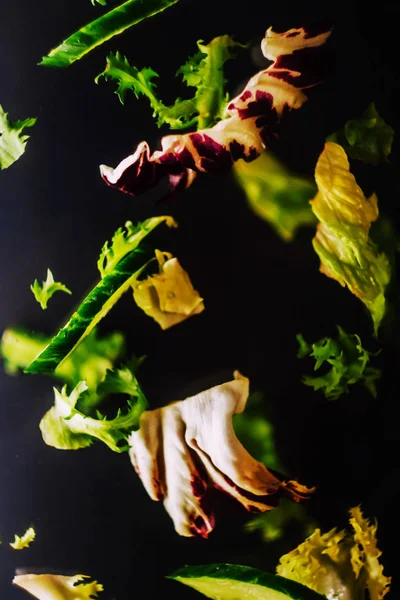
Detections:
[13, 574, 103, 600]
[9, 527, 36, 550]
[0, 105, 36, 170]
[30, 268, 72, 310]
[310, 142, 391, 334]
[40, 0, 180, 68]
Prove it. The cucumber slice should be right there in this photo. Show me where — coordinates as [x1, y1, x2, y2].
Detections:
[40, 0, 180, 67]
[169, 564, 325, 600]
[25, 246, 151, 375]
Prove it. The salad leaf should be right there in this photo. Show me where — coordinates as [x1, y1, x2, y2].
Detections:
[13, 574, 103, 600]
[40, 0, 180, 68]
[92, 0, 107, 5]
[234, 151, 317, 241]
[30, 269, 72, 309]
[97, 215, 176, 278]
[328, 102, 394, 164]
[277, 507, 391, 600]
[101, 24, 331, 198]
[245, 498, 316, 543]
[132, 250, 204, 329]
[1, 327, 125, 390]
[9, 527, 36, 550]
[25, 216, 175, 375]
[177, 35, 245, 128]
[96, 52, 198, 129]
[40, 364, 147, 452]
[169, 563, 325, 600]
[0, 105, 36, 170]
[310, 142, 391, 334]
[297, 327, 381, 400]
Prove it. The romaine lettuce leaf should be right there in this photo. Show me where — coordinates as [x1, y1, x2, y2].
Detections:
[13, 574, 103, 600]
[327, 103, 394, 164]
[310, 142, 391, 334]
[9, 527, 36, 550]
[40, 0, 180, 67]
[132, 250, 204, 329]
[25, 216, 175, 374]
[0, 105, 36, 170]
[234, 151, 316, 241]
[30, 268, 72, 309]
[40, 363, 147, 452]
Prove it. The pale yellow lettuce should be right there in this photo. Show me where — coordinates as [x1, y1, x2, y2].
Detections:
[10, 527, 36, 550]
[13, 573, 103, 600]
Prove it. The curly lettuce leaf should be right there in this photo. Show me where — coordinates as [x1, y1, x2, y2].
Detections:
[97, 215, 177, 278]
[328, 103, 394, 165]
[277, 507, 391, 600]
[13, 574, 103, 600]
[177, 35, 245, 128]
[349, 507, 391, 600]
[26, 217, 175, 374]
[96, 52, 198, 129]
[9, 527, 36, 550]
[310, 142, 391, 334]
[40, 363, 147, 452]
[30, 269, 72, 309]
[297, 326, 381, 400]
[40, 0, 180, 67]
[0, 105, 36, 170]
[234, 151, 316, 241]
[132, 250, 204, 329]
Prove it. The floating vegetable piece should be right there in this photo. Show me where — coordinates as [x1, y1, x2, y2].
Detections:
[234, 151, 316, 240]
[40, 0, 180, 68]
[328, 103, 394, 165]
[100, 23, 331, 198]
[310, 142, 390, 334]
[277, 507, 391, 600]
[132, 250, 204, 329]
[0, 105, 36, 170]
[30, 269, 72, 310]
[169, 563, 325, 600]
[297, 326, 381, 400]
[13, 573, 103, 600]
[25, 217, 174, 374]
[9, 527, 36, 550]
[40, 364, 147, 452]
[129, 371, 313, 538]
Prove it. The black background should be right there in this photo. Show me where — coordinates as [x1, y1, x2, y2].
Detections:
[1, 1, 399, 598]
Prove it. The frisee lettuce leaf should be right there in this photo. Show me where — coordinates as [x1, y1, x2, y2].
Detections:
[40, 363, 147, 452]
[234, 151, 317, 241]
[297, 326, 381, 400]
[96, 53, 198, 129]
[30, 269, 72, 309]
[327, 102, 394, 164]
[177, 35, 245, 128]
[97, 216, 176, 278]
[41, 0, 180, 67]
[0, 105, 36, 170]
[25, 216, 175, 374]
[310, 142, 391, 334]
[9, 527, 36, 550]
[13, 574, 103, 600]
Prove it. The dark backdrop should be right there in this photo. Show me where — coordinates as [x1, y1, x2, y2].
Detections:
[1, 1, 399, 598]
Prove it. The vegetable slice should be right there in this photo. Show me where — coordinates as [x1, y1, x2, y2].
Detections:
[40, 0, 180, 68]
[169, 563, 325, 600]
[25, 216, 174, 374]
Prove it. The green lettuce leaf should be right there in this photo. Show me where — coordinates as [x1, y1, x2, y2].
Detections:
[0, 105, 36, 170]
[245, 499, 316, 543]
[297, 326, 381, 400]
[310, 142, 391, 334]
[25, 216, 175, 374]
[40, 0, 180, 68]
[96, 53, 198, 129]
[234, 151, 317, 241]
[9, 527, 36, 550]
[30, 268, 72, 309]
[328, 103, 394, 165]
[177, 35, 245, 128]
[40, 364, 147, 452]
